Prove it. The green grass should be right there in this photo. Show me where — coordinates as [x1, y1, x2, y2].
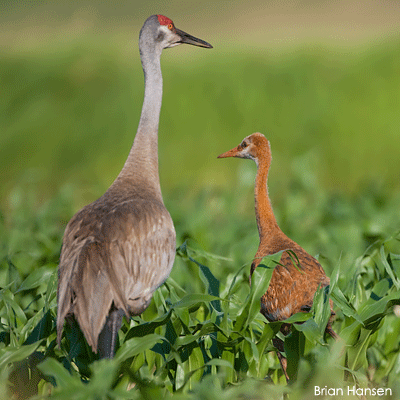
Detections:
[2, 33, 400, 205]
[1, 22, 400, 400]
[1, 181, 400, 399]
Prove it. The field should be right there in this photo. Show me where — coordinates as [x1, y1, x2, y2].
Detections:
[1, 1, 400, 399]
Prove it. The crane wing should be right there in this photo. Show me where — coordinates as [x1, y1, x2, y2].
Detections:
[57, 198, 176, 352]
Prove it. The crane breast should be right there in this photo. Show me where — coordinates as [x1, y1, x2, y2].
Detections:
[110, 207, 176, 313]
[101, 199, 176, 314]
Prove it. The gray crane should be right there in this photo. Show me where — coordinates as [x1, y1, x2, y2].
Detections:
[57, 15, 212, 358]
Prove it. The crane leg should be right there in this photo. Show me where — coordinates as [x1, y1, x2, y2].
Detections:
[272, 337, 289, 382]
[326, 322, 339, 340]
[271, 322, 338, 383]
[98, 308, 124, 358]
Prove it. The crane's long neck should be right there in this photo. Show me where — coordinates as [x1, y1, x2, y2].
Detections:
[254, 160, 280, 242]
[114, 46, 164, 202]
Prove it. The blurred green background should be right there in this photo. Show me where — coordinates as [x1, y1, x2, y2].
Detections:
[1, 0, 400, 271]
[2, 0, 400, 196]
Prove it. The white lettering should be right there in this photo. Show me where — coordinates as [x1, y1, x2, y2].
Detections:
[364, 388, 372, 396]
[348, 386, 356, 395]
[315, 385, 392, 397]
[346, 386, 392, 397]
[314, 386, 345, 396]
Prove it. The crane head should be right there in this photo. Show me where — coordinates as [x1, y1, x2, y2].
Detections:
[217, 132, 271, 166]
[156, 15, 212, 49]
[141, 15, 212, 50]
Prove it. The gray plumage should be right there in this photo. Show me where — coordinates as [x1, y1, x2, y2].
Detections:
[57, 15, 212, 357]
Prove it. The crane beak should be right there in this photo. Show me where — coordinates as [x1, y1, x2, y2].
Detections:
[217, 146, 241, 159]
[175, 28, 213, 48]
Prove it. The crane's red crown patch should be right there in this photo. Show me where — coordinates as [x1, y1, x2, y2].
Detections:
[157, 15, 174, 26]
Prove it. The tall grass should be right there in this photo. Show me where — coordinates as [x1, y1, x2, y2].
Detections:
[1, 176, 400, 399]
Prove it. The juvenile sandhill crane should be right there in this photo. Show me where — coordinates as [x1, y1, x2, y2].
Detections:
[218, 133, 337, 379]
[57, 15, 212, 358]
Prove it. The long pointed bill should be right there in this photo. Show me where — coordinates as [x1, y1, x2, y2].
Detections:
[175, 28, 213, 48]
[217, 146, 241, 158]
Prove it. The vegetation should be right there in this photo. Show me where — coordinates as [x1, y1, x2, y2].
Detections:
[1, 7, 400, 399]
[1, 176, 399, 399]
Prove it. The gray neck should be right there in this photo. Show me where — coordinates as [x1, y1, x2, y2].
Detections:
[111, 44, 164, 202]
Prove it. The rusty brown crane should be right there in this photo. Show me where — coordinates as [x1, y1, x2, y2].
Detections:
[218, 132, 337, 380]
[57, 15, 212, 358]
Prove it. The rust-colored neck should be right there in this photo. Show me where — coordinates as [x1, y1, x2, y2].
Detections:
[254, 158, 280, 242]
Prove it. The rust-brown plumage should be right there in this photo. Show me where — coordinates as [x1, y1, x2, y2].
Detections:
[57, 15, 212, 358]
[218, 132, 337, 378]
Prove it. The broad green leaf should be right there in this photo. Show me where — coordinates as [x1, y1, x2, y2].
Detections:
[347, 329, 373, 371]
[390, 253, 400, 280]
[44, 270, 58, 309]
[115, 334, 165, 363]
[175, 333, 200, 347]
[283, 312, 312, 324]
[125, 310, 173, 340]
[194, 321, 227, 338]
[163, 277, 186, 298]
[174, 306, 190, 328]
[0, 342, 41, 371]
[243, 336, 259, 364]
[285, 328, 305, 381]
[16, 266, 53, 293]
[361, 293, 400, 330]
[205, 358, 234, 369]
[1, 290, 27, 327]
[379, 246, 400, 289]
[328, 257, 342, 292]
[312, 285, 332, 336]
[87, 359, 119, 395]
[357, 279, 400, 329]
[172, 294, 221, 310]
[198, 263, 221, 312]
[24, 310, 53, 345]
[256, 323, 276, 360]
[226, 265, 247, 299]
[221, 349, 235, 383]
[187, 346, 204, 389]
[293, 318, 320, 343]
[131, 351, 146, 373]
[331, 285, 362, 323]
[340, 320, 361, 345]
[234, 252, 282, 332]
[39, 357, 82, 389]
[6, 258, 20, 293]
[215, 336, 244, 348]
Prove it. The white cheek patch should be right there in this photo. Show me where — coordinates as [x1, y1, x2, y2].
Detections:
[242, 150, 256, 161]
[158, 25, 180, 48]
[159, 25, 170, 34]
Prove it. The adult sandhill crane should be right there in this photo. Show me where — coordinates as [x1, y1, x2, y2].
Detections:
[57, 15, 212, 358]
[218, 132, 337, 380]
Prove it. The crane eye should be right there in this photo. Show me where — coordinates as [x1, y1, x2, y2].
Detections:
[168, 23, 174, 30]
[240, 141, 248, 149]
